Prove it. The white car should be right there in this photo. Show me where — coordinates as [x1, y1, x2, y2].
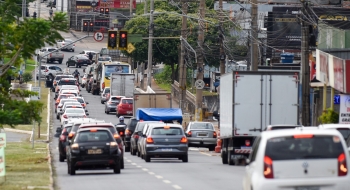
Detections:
[56, 101, 81, 119]
[36, 65, 62, 79]
[56, 39, 75, 52]
[55, 98, 78, 113]
[264, 124, 303, 131]
[60, 108, 89, 127]
[79, 50, 97, 62]
[243, 129, 350, 190]
[57, 103, 84, 120]
[60, 89, 80, 97]
[319, 124, 350, 147]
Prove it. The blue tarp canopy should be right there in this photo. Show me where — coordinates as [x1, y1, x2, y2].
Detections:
[136, 108, 183, 124]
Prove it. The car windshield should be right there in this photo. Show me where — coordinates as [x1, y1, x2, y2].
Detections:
[64, 102, 80, 107]
[60, 99, 77, 105]
[136, 122, 161, 132]
[104, 88, 110, 93]
[75, 131, 113, 142]
[191, 123, 214, 130]
[58, 80, 76, 85]
[66, 109, 84, 114]
[128, 119, 139, 131]
[59, 94, 75, 99]
[99, 57, 111, 61]
[151, 127, 183, 135]
[62, 92, 77, 96]
[265, 135, 344, 160]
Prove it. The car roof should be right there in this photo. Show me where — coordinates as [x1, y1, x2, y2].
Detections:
[65, 107, 85, 111]
[69, 97, 84, 100]
[260, 128, 344, 139]
[73, 120, 106, 125]
[319, 124, 350, 129]
[147, 123, 182, 128]
[78, 127, 111, 133]
[61, 85, 78, 88]
[79, 123, 115, 128]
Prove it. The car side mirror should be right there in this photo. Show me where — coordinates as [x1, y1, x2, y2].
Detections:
[85, 110, 88, 112]
[86, 113, 90, 116]
[86, 102, 89, 104]
[143, 134, 147, 138]
[79, 94, 82, 97]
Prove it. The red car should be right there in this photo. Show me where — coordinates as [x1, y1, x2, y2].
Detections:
[116, 98, 133, 117]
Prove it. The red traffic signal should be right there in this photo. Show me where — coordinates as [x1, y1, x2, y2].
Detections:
[105, 8, 110, 13]
[83, 22, 88, 26]
[110, 33, 115, 38]
[90, 22, 93, 26]
[121, 33, 126, 38]
[100, 8, 104, 13]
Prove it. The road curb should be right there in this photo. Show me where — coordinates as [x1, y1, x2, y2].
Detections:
[46, 92, 54, 190]
[3, 128, 32, 134]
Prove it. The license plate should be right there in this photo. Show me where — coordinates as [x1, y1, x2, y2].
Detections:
[161, 148, 172, 151]
[197, 133, 207, 137]
[295, 187, 320, 190]
[88, 149, 102, 154]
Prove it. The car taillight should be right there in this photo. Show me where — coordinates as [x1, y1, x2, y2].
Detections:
[56, 99, 60, 103]
[338, 153, 348, 176]
[82, 103, 86, 107]
[180, 136, 188, 143]
[68, 133, 75, 139]
[78, 60, 82, 62]
[45, 69, 49, 72]
[102, 82, 105, 89]
[264, 156, 274, 178]
[83, 115, 87, 118]
[113, 134, 120, 139]
[107, 101, 112, 105]
[71, 143, 79, 150]
[49, 53, 52, 57]
[63, 114, 68, 119]
[125, 129, 131, 135]
[146, 137, 154, 144]
[133, 134, 139, 139]
[110, 142, 118, 148]
[245, 140, 250, 146]
[119, 131, 124, 136]
[62, 43, 65, 46]
[187, 131, 192, 137]
[213, 131, 217, 138]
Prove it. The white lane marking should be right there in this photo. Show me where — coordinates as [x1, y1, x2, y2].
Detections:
[142, 168, 148, 171]
[148, 172, 155, 175]
[173, 185, 182, 189]
[127, 160, 132, 162]
[131, 163, 137, 165]
[200, 152, 212, 157]
[137, 165, 142, 168]
[155, 175, 163, 179]
[163, 180, 171, 184]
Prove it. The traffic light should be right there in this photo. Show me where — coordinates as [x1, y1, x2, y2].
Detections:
[83, 21, 88, 31]
[105, 8, 110, 14]
[118, 31, 128, 50]
[108, 30, 118, 50]
[89, 22, 94, 32]
[100, 8, 104, 14]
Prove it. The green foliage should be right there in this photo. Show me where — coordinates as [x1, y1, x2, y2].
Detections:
[318, 108, 339, 124]
[0, 0, 65, 127]
[154, 65, 174, 84]
[22, 72, 33, 83]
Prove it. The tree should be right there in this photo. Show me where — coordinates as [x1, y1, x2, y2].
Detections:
[0, 0, 69, 127]
[22, 72, 33, 83]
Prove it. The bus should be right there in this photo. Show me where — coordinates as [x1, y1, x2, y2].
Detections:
[100, 62, 131, 90]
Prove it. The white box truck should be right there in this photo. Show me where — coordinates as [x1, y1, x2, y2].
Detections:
[217, 71, 299, 165]
[110, 73, 135, 97]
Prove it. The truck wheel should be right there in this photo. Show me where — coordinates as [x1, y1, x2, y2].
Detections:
[209, 145, 215, 151]
[228, 151, 235, 165]
[144, 155, 151, 162]
[75, 63, 78, 68]
[222, 150, 228, 164]
[182, 154, 188, 162]
[59, 60, 62, 64]
[47, 59, 50, 63]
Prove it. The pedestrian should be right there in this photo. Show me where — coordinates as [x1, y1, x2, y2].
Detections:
[49, 8, 53, 19]
[88, 52, 93, 61]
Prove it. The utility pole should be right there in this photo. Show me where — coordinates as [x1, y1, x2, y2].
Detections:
[250, 0, 258, 71]
[144, 0, 148, 14]
[61, 0, 64, 12]
[179, 1, 188, 110]
[195, 0, 205, 121]
[22, 0, 27, 18]
[37, 0, 40, 18]
[301, 0, 311, 126]
[147, 0, 154, 87]
[130, 0, 133, 17]
[219, 0, 225, 75]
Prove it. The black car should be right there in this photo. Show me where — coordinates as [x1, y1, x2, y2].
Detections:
[124, 117, 139, 152]
[57, 123, 73, 162]
[66, 128, 121, 175]
[130, 121, 164, 156]
[66, 55, 92, 68]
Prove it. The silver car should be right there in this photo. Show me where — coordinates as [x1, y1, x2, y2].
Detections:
[141, 123, 188, 162]
[104, 96, 125, 114]
[100, 87, 110, 104]
[185, 122, 217, 151]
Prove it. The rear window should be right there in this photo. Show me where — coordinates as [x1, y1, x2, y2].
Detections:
[75, 130, 113, 142]
[65, 126, 73, 133]
[99, 57, 111, 61]
[48, 48, 56, 52]
[136, 123, 147, 132]
[122, 99, 133, 104]
[72, 98, 84, 103]
[58, 80, 76, 85]
[151, 127, 183, 135]
[59, 94, 75, 99]
[80, 126, 116, 134]
[55, 75, 73, 80]
[127, 119, 139, 131]
[66, 109, 84, 114]
[190, 123, 214, 130]
[105, 88, 110, 93]
[265, 135, 344, 160]
[336, 128, 350, 141]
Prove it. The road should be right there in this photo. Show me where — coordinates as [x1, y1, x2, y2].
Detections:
[45, 31, 246, 190]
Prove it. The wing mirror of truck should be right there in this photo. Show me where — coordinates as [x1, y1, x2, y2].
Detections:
[213, 111, 219, 121]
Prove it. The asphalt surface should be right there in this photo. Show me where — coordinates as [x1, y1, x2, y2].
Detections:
[43, 23, 245, 190]
[5, 131, 29, 142]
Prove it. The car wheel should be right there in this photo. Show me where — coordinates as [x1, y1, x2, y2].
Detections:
[101, 100, 104, 104]
[59, 154, 64, 162]
[222, 150, 228, 164]
[182, 154, 188, 162]
[69, 160, 76, 175]
[228, 150, 234, 165]
[137, 150, 140, 157]
[79, 65, 81, 68]
[75, 63, 78, 68]
[144, 155, 151, 162]
[56, 114, 59, 120]
[125, 146, 130, 152]
[113, 160, 121, 174]
[116, 112, 120, 118]
[209, 145, 215, 151]
[106, 110, 110, 114]
[120, 158, 124, 169]
[51, 88, 55, 92]
[59, 60, 62, 64]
